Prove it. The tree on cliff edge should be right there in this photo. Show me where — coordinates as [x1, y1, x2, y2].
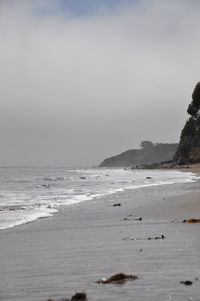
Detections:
[187, 82, 200, 118]
[175, 83, 200, 163]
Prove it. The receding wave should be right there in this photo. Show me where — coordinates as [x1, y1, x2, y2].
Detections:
[0, 168, 199, 230]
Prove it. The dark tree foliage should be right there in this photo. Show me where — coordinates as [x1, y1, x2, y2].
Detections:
[176, 82, 200, 163]
[140, 141, 154, 149]
[180, 117, 196, 139]
[178, 134, 193, 159]
[187, 82, 200, 118]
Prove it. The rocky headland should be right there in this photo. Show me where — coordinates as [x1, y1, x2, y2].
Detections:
[99, 141, 178, 168]
[100, 82, 200, 169]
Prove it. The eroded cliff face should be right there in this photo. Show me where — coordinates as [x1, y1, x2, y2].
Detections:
[99, 142, 178, 167]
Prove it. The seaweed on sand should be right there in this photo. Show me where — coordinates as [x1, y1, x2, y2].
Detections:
[96, 273, 138, 284]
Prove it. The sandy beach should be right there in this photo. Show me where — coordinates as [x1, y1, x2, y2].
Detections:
[0, 172, 200, 301]
[1, 1, 200, 301]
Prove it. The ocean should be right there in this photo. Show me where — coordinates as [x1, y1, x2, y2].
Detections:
[0, 167, 199, 231]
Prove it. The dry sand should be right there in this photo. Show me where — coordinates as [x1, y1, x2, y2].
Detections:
[0, 175, 200, 301]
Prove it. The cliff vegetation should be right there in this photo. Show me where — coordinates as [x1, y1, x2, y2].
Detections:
[175, 82, 200, 164]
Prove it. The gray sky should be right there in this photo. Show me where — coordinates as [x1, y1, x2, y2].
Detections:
[0, 0, 200, 167]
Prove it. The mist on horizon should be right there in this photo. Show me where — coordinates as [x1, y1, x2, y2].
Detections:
[0, 0, 200, 167]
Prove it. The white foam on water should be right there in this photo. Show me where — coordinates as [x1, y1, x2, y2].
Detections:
[0, 167, 199, 230]
[0, 205, 58, 230]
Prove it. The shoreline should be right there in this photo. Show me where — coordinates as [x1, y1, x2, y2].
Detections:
[132, 162, 200, 172]
[178, 163, 200, 173]
[0, 174, 200, 301]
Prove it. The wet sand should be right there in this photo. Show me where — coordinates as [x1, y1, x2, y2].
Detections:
[178, 163, 200, 174]
[0, 178, 200, 301]
[142, 191, 200, 219]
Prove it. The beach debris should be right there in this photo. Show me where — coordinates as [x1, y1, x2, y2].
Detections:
[96, 273, 138, 284]
[180, 280, 193, 286]
[147, 235, 165, 240]
[113, 203, 121, 207]
[47, 292, 87, 301]
[123, 235, 165, 241]
[146, 177, 152, 179]
[183, 218, 200, 223]
[122, 214, 142, 221]
[79, 176, 86, 180]
[122, 217, 130, 221]
[122, 216, 142, 221]
[135, 217, 142, 221]
[71, 292, 87, 301]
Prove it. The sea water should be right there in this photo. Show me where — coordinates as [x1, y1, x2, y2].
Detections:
[0, 167, 199, 230]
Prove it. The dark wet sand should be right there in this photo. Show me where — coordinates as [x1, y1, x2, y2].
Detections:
[178, 164, 200, 174]
[0, 179, 200, 301]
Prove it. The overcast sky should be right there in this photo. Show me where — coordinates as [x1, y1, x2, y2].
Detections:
[0, 0, 200, 167]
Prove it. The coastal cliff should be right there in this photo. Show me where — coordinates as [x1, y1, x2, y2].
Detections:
[100, 83, 200, 168]
[99, 141, 178, 167]
[174, 82, 200, 164]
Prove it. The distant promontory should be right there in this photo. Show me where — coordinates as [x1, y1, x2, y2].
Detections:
[99, 141, 178, 168]
[100, 83, 200, 169]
